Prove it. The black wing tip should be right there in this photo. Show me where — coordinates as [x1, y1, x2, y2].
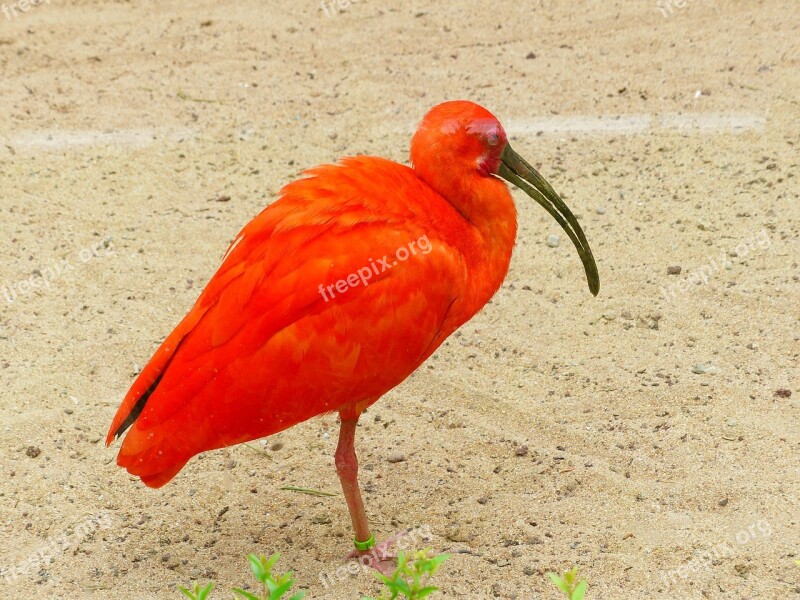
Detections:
[112, 373, 164, 440]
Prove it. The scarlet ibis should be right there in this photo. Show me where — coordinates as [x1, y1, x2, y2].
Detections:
[107, 100, 598, 571]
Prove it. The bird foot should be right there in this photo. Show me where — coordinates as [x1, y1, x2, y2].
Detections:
[345, 530, 408, 575]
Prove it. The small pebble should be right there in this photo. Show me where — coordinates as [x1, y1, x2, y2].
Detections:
[270, 442, 283, 451]
[692, 363, 717, 374]
[546, 234, 560, 248]
[515, 445, 529, 457]
[595, 207, 606, 214]
[25, 446, 41, 458]
[775, 389, 792, 398]
[387, 452, 406, 463]
[667, 265, 682, 275]
[719, 497, 729, 506]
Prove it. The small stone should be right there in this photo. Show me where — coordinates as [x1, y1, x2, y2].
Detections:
[718, 497, 729, 506]
[25, 446, 41, 458]
[595, 207, 606, 214]
[526, 51, 536, 59]
[515, 445, 529, 457]
[270, 442, 283, 451]
[64, 408, 73, 415]
[445, 523, 470, 542]
[775, 389, 792, 398]
[546, 234, 560, 248]
[667, 265, 682, 275]
[387, 452, 406, 464]
[692, 363, 717, 375]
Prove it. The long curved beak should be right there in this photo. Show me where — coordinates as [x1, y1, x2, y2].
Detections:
[497, 144, 600, 296]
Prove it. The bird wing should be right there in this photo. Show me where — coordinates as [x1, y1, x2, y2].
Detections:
[107, 157, 473, 482]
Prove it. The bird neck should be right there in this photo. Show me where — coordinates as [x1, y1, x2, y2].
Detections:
[437, 173, 519, 317]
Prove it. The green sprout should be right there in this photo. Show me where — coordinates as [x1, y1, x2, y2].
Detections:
[179, 553, 305, 600]
[178, 582, 214, 600]
[547, 567, 588, 600]
[362, 549, 450, 600]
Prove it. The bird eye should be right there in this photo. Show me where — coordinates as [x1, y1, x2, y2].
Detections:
[487, 131, 500, 146]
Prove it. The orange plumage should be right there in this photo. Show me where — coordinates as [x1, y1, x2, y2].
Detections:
[107, 100, 597, 566]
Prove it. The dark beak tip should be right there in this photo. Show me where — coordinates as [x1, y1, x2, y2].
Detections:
[501, 144, 601, 300]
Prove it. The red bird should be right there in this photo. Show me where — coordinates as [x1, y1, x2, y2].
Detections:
[107, 100, 598, 570]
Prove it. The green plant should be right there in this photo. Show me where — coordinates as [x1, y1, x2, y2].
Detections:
[179, 582, 214, 600]
[179, 553, 305, 600]
[362, 549, 450, 600]
[233, 553, 306, 600]
[547, 567, 587, 600]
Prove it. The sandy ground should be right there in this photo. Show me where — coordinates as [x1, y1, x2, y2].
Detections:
[1, 0, 799, 598]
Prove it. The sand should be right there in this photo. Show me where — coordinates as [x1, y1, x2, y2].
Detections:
[0, 0, 798, 598]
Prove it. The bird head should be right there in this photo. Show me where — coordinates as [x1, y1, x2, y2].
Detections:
[411, 100, 599, 297]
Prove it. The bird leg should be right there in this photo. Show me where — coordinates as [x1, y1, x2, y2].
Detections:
[335, 416, 399, 575]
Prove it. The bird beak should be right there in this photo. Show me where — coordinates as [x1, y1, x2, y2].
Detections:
[497, 144, 600, 296]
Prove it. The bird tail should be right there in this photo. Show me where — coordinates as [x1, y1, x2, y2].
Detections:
[106, 287, 215, 445]
[106, 300, 212, 487]
[115, 419, 191, 488]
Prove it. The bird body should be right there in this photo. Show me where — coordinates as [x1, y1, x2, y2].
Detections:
[108, 101, 597, 567]
[109, 151, 516, 487]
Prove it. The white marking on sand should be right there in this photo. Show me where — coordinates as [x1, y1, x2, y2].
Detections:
[1, 112, 765, 155]
[2, 128, 196, 151]
[506, 112, 765, 136]
[508, 114, 652, 135]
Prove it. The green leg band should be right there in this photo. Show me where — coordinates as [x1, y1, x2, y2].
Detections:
[354, 534, 375, 551]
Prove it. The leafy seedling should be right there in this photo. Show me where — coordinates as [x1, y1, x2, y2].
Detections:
[179, 582, 214, 600]
[363, 548, 450, 600]
[233, 553, 306, 600]
[179, 553, 304, 600]
[547, 567, 588, 600]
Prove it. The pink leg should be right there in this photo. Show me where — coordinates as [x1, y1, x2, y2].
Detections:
[335, 416, 402, 575]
